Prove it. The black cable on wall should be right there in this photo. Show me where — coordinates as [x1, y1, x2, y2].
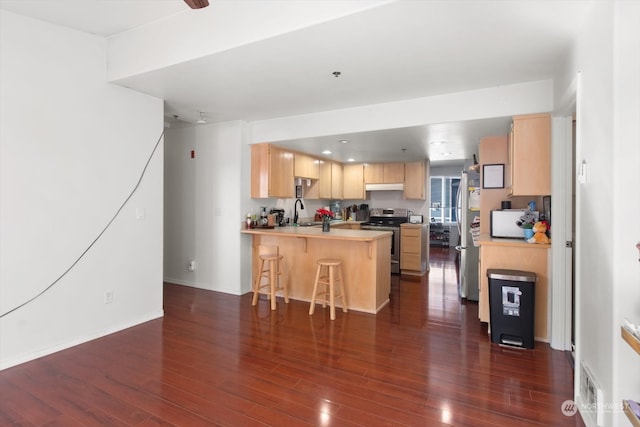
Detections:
[0, 129, 165, 318]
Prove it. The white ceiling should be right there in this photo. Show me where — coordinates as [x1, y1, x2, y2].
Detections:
[0, 0, 594, 164]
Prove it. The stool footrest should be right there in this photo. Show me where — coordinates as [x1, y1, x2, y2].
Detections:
[252, 253, 289, 310]
[309, 260, 347, 320]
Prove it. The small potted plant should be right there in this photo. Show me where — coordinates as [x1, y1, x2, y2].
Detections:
[316, 208, 334, 232]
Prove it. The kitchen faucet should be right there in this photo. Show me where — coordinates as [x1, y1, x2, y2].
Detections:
[293, 199, 304, 224]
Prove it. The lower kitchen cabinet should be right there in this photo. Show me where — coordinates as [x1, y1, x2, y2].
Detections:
[478, 235, 550, 342]
[400, 224, 429, 275]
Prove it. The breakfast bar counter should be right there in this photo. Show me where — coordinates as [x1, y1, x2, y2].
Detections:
[241, 227, 392, 313]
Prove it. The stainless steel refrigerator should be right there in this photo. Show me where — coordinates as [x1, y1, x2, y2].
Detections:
[455, 170, 480, 301]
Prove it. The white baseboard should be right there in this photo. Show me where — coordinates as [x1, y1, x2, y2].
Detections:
[163, 277, 245, 296]
[0, 310, 164, 371]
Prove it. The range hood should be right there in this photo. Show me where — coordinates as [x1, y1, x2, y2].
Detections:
[365, 183, 404, 191]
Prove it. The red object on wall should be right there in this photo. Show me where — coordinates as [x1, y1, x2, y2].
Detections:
[191, 150, 195, 159]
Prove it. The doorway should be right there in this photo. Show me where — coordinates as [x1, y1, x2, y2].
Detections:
[550, 73, 579, 353]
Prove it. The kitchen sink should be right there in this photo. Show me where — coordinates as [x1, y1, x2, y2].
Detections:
[297, 220, 345, 227]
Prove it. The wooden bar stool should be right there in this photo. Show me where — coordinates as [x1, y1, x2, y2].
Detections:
[309, 259, 347, 320]
[252, 245, 289, 310]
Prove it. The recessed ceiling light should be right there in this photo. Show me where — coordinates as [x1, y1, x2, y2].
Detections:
[322, 150, 332, 155]
[339, 139, 350, 144]
[347, 158, 355, 162]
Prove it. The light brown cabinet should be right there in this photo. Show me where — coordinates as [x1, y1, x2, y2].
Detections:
[294, 153, 320, 179]
[507, 113, 551, 196]
[403, 160, 426, 200]
[364, 162, 404, 184]
[251, 143, 294, 198]
[342, 164, 365, 200]
[363, 163, 383, 184]
[319, 161, 343, 199]
[384, 162, 405, 183]
[478, 237, 549, 341]
[400, 224, 428, 275]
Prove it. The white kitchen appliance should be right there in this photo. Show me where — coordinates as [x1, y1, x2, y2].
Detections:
[455, 170, 479, 301]
[490, 209, 539, 238]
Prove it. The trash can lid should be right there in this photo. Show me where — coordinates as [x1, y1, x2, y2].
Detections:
[487, 269, 537, 282]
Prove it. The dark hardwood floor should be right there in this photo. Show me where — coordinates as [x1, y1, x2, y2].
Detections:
[1, 247, 584, 426]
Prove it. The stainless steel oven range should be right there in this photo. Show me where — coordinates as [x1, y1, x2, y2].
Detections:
[361, 208, 409, 274]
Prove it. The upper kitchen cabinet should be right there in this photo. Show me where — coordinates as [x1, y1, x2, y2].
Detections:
[294, 153, 320, 179]
[363, 163, 383, 183]
[343, 164, 365, 199]
[507, 113, 551, 196]
[404, 160, 426, 200]
[364, 162, 405, 183]
[331, 162, 344, 200]
[319, 161, 343, 199]
[251, 143, 294, 198]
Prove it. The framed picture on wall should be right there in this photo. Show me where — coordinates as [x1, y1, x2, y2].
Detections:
[482, 164, 504, 189]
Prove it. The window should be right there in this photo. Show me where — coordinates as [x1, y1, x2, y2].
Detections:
[430, 176, 460, 223]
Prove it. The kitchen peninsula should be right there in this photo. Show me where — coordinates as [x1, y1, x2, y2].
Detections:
[241, 226, 392, 313]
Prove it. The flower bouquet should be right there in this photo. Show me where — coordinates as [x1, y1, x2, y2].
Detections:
[316, 208, 334, 232]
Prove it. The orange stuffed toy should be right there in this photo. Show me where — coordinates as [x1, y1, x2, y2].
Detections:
[527, 221, 550, 244]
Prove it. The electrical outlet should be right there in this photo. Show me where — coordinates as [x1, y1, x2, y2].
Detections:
[104, 290, 113, 304]
[188, 261, 196, 271]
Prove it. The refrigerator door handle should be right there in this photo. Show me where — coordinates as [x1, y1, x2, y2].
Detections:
[456, 180, 463, 236]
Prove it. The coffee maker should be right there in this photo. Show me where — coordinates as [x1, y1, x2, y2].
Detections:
[269, 208, 285, 226]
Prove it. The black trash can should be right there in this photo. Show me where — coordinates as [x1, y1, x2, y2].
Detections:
[487, 269, 536, 349]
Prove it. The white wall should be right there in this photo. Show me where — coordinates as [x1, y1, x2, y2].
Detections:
[430, 164, 465, 178]
[611, 2, 640, 425]
[107, 1, 389, 81]
[0, 11, 164, 369]
[555, 2, 640, 425]
[164, 121, 258, 294]
[252, 80, 553, 143]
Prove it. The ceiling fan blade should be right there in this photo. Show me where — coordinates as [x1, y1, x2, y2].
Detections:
[184, 0, 209, 9]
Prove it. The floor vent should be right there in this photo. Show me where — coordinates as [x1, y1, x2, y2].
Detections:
[580, 362, 604, 426]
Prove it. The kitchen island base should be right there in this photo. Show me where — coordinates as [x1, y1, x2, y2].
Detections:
[242, 228, 391, 314]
